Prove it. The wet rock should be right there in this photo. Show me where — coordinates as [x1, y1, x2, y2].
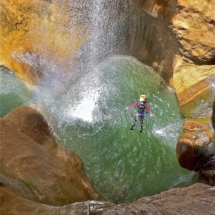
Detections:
[172, 64, 215, 118]
[103, 183, 215, 215]
[0, 106, 103, 206]
[176, 118, 215, 185]
[176, 138, 196, 170]
[0, 187, 114, 215]
[1, 183, 214, 215]
[199, 169, 215, 186]
[0, 187, 113, 215]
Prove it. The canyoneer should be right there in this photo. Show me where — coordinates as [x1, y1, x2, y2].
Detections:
[126, 94, 153, 133]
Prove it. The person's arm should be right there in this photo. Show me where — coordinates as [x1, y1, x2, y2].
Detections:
[125, 102, 138, 109]
[146, 104, 153, 115]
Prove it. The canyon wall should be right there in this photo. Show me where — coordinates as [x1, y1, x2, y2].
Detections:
[0, 0, 85, 84]
[138, 0, 215, 185]
[0, 0, 214, 213]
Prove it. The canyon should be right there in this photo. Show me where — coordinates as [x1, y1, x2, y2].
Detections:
[0, 0, 214, 214]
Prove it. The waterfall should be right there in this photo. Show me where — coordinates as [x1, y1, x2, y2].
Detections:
[69, 0, 142, 71]
[13, 0, 143, 106]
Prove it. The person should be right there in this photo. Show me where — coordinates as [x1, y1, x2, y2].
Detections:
[126, 94, 153, 133]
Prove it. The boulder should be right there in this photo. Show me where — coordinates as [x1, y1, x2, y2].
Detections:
[176, 117, 215, 184]
[0, 187, 113, 215]
[0, 106, 103, 206]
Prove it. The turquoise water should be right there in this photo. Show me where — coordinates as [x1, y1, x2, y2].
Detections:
[0, 67, 33, 117]
[0, 56, 194, 204]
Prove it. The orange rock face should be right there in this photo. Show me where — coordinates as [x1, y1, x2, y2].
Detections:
[172, 62, 215, 118]
[173, 0, 215, 64]
[0, 0, 86, 85]
[0, 106, 103, 206]
[139, 0, 215, 79]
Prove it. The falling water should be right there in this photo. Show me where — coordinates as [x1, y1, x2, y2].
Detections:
[1, 0, 196, 204]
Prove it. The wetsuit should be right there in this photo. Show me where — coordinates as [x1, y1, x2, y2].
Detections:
[127, 100, 152, 132]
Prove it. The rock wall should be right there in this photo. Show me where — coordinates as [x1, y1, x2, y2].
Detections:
[139, 0, 215, 185]
[0, 106, 103, 206]
[0, 0, 85, 84]
[138, 0, 215, 76]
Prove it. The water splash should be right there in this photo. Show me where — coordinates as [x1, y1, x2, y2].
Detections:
[29, 55, 192, 204]
[66, 87, 101, 122]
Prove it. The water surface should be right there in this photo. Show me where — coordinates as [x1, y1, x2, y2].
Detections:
[0, 56, 195, 204]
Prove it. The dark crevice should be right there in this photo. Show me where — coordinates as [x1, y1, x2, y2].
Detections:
[179, 53, 215, 66]
[0, 65, 11, 72]
[212, 100, 215, 137]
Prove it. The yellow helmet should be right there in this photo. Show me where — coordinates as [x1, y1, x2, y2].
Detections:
[140, 94, 146, 99]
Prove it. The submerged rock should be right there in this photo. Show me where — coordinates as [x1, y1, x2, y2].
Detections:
[0, 106, 103, 206]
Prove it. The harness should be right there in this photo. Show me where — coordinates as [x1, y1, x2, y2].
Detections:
[138, 101, 146, 113]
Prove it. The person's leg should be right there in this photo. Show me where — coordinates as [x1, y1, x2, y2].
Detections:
[139, 115, 144, 132]
[130, 113, 138, 130]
